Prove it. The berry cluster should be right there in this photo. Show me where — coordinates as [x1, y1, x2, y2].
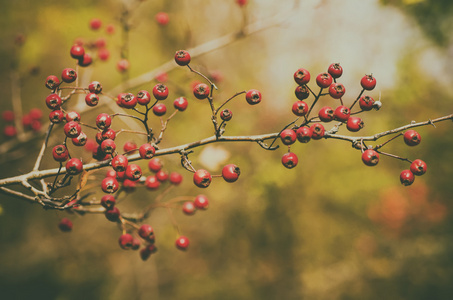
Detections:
[2, 108, 43, 138]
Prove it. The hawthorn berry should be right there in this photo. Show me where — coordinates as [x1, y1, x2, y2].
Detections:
[280, 129, 297, 145]
[101, 128, 116, 141]
[3, 125, 17, 137]
[64, 121, 82, 138]
[316, 72, 333, 88]
[61, 68, 77, 83]
[400, 170, 415, 186]
[140, 245, 157, 261]
[137, 90, 151, 106]
[88, 81, 102, 94]
[49, 110, 64, 124]
[220, 109, 233, 121]
[174, 97, 188, 111]
[193, 83, 210, 100]
[245, 89, 262, 105]
[156, 170, 169, 182]
[105, 207, 120, 222]
[123, 141, 137, 153]
[65, 158, 83, 175]
[175, 236, 190, 250]
[85, 93, 99, 107]
[194, 195, 209, 209]
[404, 130, 421, 146]
[318, 106, 334, 122]
[327, 63, 343, 78]
[193, 169, 212, 188]
[78, 53, 92, 67]
[101, 139, 116, 154]
[65, 111, 81, 123]
[236, 0, 247, 6]
[291, 101, 309, 116]
[346, 117, 364, 132]
[295, 85, 310, 100]
[310, 123, 325, 140]
[410, 159, 427, 176]
[328, 83, 346, 99]
[281, 152, 298, 169]
[182, 201, 196, 215]
[118, 93, 137, 109]
[138, 224, 154, 241]
[89, 18, 102, 30]
[334, 105, 351, 122]
[101, 177, 119, 193]
[145, 175, 160, 190]
[116, 59, 130, 72]
[359, 95, 374, 111]
[139, 143, 155, 159]
[169, 172, 183, 185]
[222, 164, 240, 183]
[101, 194, 116, 209]
[155, 12, 169, 25]
[112, 155, 128, 172]
[296, 126, 312, 143]
[131, 238, 141, 251]
[58, 218, 73, 232]
[153, 103, 167, 116]
[360, 74, 376, 90]
[155, 71, 168, 83]
[29, 108, 42, 120]
[175, 50, 191, 66]
[97, 48, 110, 61]
[152, 84, 169, 100]
[362, 149, 379, 166]
[106, 24, 115, 34]
[96, 113, 112, 130]
[148, 158, 163, 172]
[45, 94, 62, 110]
[125, 164, 142, 181]
[52, 145, 69, 162]
[294, 68, 310, 85]
[70, 44, 85, 59]
[2, 110, 14, 122]
[105, 169, 117, 178]
[118, 234, 134, 250]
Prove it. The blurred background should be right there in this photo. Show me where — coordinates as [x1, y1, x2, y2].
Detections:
[0, 0, 452, 299]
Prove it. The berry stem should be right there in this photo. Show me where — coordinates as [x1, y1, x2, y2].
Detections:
[214, 90, 247, 114]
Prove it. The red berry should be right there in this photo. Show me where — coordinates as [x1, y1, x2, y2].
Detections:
[118, 93, 137, 109]
[29, 108, 43, 120]
[400, 169, 415, 186]
[404, 130, 421, 146]
[116, 59, 130, 72]
[96, 113, 111, 130]
[140, 244, 157, 260]
[89, 18, 102, 30]
[346, 117, 364, 132]
[222, 164, 240, 183]
[52, 145, 69, 162]
[49, 110, 64, 124]
[139, 143, 155, 159]
[193, 169, 212, 188]
[64, 121, 82, 138]
[153, 103, 167, 116]
[58, 218, 73, 232]
[101, 128, 116, 141]
[328, 83, 346, 99]
[125, 164, 142, 181]
[65, 158, 83, 175]
[316, 72, 333, 88]
[169, 172, 183, 185]
[138, 224, 154, 241]
[174, 97, 188, 111]
[45, 75, 60, 90]
[2, 110, 14, 122]
[102, 177, 119, 193]
[359, 95, 374, 111]
[294, 85, 310, 100]
[175, 50, 191, 66]
[94, 37, 106, 48]
[360, 74, 377, 90]
[182, 201, 196, 215]
[291, 101, 309, 116]
[334, 105, 351, 122]
[155, 12, 169, 25]
[318, 106, 334, 122]
[280, 129, 297, 145]
[46, 94, 62, 110]
[85, 93, 99, 107]
[310, 123, 325, 140]
[362, 149, 379, 166]
[119, 234, 134, 250]
[101, 139, 116, 154]
[245, 89, 262, 105]
[123, 141, 137, 154]
[220, 109, 233, 121]
[65, 111, 81, 123]
[296, 126, 312, 143]
[105, 207, 120, 222]
[152, 84, 169, 100]
[106, 24, 115, 34]
[294, 68, 310, 85]
[193, 83, 210, 100]
[70, 44, 85, 59]
[3, 125, 17, 137]
[236, 0, 247, 6]
[97, 48, 110, 61]
[156, 170, 168, 182]
[194, 195, 209, 209]
[137, 90, 151, 106]
[148, 158, 163, 172]
[101, 194, 116, 209]
[61, 68, 77, 83]
[88, 81, 102, 94]
[131, 238, 141, 250]
[112, 155, 128, 172]
[105, 169, 117, 178]
[145, 175, 160, 190]
[410, 159, 427, 176]
[327, 63, 343, 78]
[175, 236, 190, 250]
[281, 152, 298, 169]
[155, 71, 168, 83]
[78, 53, 92, 67]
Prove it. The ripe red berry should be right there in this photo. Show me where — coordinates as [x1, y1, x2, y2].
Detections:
[182, 201, 196, 215]
[123, 141, 137, 153]
[96, 113, 111, 130]
[318, 106, 334, 122]
[294, 68, 310, 85]
[327, 63, 343, 78]
[61, 68, 77, 83]
[148, 158, 163, 172]
[88, 81, 102, 94]
[101, 128, 116, 142]
[295, 85, 310, 100]
[220, 109, 233, 121]
[193, 169, 212, 188]
[65, 158, 83, 175]
[101, 194, 116, 209]
[97, 48, 110, 61]
[156, 170, 168, 182]
[362, 149, 379, 166]
[281, 152, 298, 169]
[3, 125, 17, 137]
[174, 97, 188, 111]
[85, 93, 99, 107]
[116, 59, 130, 72]
[236, 0, 247, 6]
[153, 103, 167, 116]
[102, 177, 119, 193]
[175, 50, 191, 66]
[310, 123, 325, 140]
[58, 218, 73, 232]
[346, 117, 364, 132]
[404, 130, 421, 146]
[280, 129, 297, 145]
[124, 179, 137, 191]
[45, 75, 60, 90]
[94, 37, 106, 48]
[139, 143, 155, 159]
[137, 90, 151, 106]
[360, 74, 376, 90]
[105, 169, 117, 178]
[46, 94, 62, 110]
[359, 95, 374, 111]
[152, 84, 169, 100]
[101, 139, 116, 154]
[222, 164, 240, 183]
[193, 83, 210, 99]
[155, 12, 169, 25]
[400, 170, 415, 186]
[49, 110, 64, 124]
[155, 71, 168, 83]
[64, 121, 82, 138]
[2, 110, 14, 122]
[410, 159, 427, 176]
[118, 93, 137, 109]
[105, 207, 120, 222]
[334, 105, 351, 122]
[296, 126, 312, 143]
[52, 145, 69, 162]
[106, 24, 115, 34]
[138, 224, 154, 241]
[70, 44, 85, 59]
[78, 53, 92, 67]
[316, 72, 333, 88]
[112, 155, 128, 172]
[89, 18, 102, 30]
[145, 175, 160, 190]
[194, 195, 209, 209]
[29, 108, 42, 120]
[291, 101, 309, 116]
[328, 83, 346, 99]
[125, 164, 142, 181]
[245, 89, 262, 105]
[169, 172, 183, 185]
[119, 234, 134, 250]
[175, 236, 190, 250]
[65, 111, 81, 123]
